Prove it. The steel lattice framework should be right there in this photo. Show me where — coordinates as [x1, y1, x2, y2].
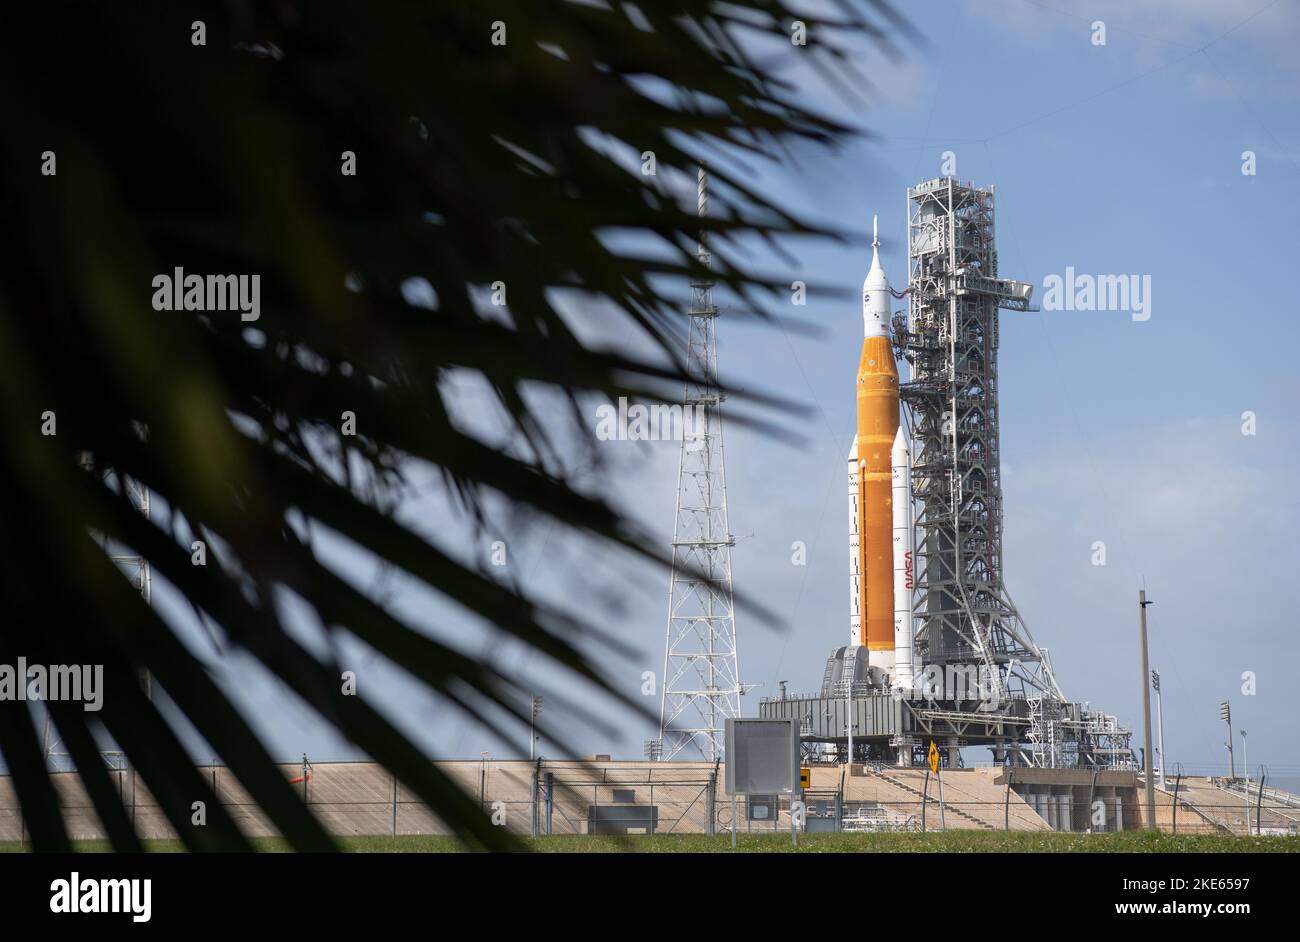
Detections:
[657, 166, 743, 762]
[895, 178, 1062, 704]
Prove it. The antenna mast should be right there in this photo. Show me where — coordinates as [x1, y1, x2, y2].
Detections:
[656, 165, 744, 761]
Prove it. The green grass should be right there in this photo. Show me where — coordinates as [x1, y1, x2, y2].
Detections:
[2, 831, 1295, 853]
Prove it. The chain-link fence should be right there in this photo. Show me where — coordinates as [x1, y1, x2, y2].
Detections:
[2, 760, 1298, 842]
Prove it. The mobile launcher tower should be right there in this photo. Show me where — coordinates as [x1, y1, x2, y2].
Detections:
[761, 178, 1134, 769]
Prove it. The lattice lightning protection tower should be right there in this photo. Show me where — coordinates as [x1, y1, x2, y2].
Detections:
[657, 165, 744, 762]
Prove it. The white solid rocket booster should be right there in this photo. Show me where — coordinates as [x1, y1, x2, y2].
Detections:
[847, 440, 861, 649]
[891, 427, 915, 693]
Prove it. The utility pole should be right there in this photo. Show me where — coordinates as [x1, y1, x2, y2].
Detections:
[1138, 590, 1156, 829]
[1151, 670, 1166, 789]
[1240, 729, 1250, 834]
[530, 696, 542, 761]
[1219, 701, 1234, 779]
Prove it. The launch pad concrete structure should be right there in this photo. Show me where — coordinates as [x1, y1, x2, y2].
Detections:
[758, 178, 1134, 771]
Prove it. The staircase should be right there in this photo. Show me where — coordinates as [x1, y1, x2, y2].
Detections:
[870, 769, 996, 830]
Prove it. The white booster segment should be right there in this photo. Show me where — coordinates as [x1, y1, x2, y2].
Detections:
[847, 439, 861, 648]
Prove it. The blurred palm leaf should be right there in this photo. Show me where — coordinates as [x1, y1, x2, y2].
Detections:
[0, 1, 904, 850]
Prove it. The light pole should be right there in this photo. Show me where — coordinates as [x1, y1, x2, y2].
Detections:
[530, 696, 542, 761]
[845, 685, 854, 766]
[1137, 590, 1156, 828]
[1219, 701, 1234, 779]
[1151, 670, 1166, 789]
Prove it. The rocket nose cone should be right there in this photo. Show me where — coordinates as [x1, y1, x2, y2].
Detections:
[866, 260, 888, 292]
[862, 215, 891, 337]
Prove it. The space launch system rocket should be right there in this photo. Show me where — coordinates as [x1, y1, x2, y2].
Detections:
[847, 217, 913, 689]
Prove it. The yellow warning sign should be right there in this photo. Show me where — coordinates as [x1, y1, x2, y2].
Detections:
[927, 741, 939, 774]
[799, 767, 811, 789]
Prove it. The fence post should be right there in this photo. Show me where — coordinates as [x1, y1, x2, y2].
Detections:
[936, 766, 946, 831]
[921, 767, 929, 833]
[838, 768, 845, 832]
[1086, 769, 1098, 833]
[1172, 767, 1182, 835]
[544, 771, 554, 836]
[118, 768, 126, 838]
[706, 771, 716, 838]
[1004, 768, 1012, 830]
[531, 765, 539, 839]
[391, 772, 398, 838]
[1256, 769, 1266, 836]
[836, 770, 843, 833]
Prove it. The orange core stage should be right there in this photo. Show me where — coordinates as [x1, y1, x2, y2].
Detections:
[856, 334, 899, 651]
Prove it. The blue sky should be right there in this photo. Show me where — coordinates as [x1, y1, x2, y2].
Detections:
[136, 0, 1300, 783]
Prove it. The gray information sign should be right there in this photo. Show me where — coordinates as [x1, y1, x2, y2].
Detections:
[724, 718, 798, 796]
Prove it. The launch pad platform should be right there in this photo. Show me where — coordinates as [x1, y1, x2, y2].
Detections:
[758, 688, 1135, 770]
